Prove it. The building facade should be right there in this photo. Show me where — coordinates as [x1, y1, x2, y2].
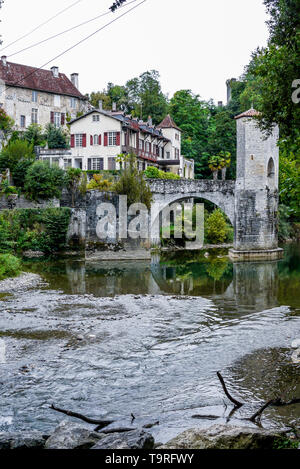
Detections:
[64, 108, 194, 178]
[0, 56, 88, 131]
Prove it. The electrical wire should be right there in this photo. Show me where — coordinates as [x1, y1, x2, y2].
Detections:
[7, 0, 139, 59]
[0, 0, 84, 52]
[0, 0, 147, 97]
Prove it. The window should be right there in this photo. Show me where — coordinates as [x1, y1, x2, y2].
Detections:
[88, 158, 103, 171]
[31, 108, 38, 124]
[93, 135, 99, 145]
[70, 97, 77, 109]
[54, 95, 61, 107]
[108, 132, 117, 146]
[93, 115, 100, 122]
[20, 115, 26, 128]
[139, 139, 144, 150]
[75, 134, 83, 147]
[166, 151, 170, 159]
[64, 159, 72, 169]
[32, 91, 38, 103]
[175, 148, 180, 159]
[175, 133, 180, 141]
[108, 157, 116, 171]
[54, 112, 61, 128]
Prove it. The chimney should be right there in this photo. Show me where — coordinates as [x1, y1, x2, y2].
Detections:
[1, 56, 7, 66]
[112, 102, 117, 112]
[98, 100, 103, 111]
[148, 116, 153, 126]
[51, 66, 59, 78]
[71, 73, 79, 89]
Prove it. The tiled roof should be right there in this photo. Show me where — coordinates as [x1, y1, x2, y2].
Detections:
[235, 108, 261, 119]
[0, 60, 85, 99]
[157, 114, 182, 131]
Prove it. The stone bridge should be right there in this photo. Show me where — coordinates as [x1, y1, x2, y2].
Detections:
[148, 179, 236, 225]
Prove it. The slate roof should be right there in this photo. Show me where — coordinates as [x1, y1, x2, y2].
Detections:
[157, 114, 182, 131]
[0, 60, 85, 99]
[235, 108, 261, 119]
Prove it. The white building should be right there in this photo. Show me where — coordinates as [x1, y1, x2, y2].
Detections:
[0, 56, 88, 131]
[62, 108, 194, 178]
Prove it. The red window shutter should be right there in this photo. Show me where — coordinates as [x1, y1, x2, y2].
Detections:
[116, 132, 120, 146]
[82, 134, 87, 147]
[98, 135, 101, 145]
[90, 135, 93, 146]
[104, 133, 108, 146]
[61, 113, 65, 126]
[71, 134, 75, 148]
[50, 111, 54, 124]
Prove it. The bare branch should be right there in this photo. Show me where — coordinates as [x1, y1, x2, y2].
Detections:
[217, 372, 244, 408]
[50, 404, 114, 428]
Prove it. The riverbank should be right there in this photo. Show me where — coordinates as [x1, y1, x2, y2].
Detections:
[0, 272, 43, 293]
[0, 422, 298, 450]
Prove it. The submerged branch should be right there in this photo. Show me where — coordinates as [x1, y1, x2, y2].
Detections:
[217, 372, 244, 408]
[50, 404, 114, 428]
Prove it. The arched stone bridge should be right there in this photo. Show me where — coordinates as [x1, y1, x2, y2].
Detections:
[148, 179, 236, 225]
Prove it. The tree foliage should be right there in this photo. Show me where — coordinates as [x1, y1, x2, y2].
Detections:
[24, 161, 66, 200]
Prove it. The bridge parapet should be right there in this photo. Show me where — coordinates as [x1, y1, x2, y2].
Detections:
[148, 179, 235, 195]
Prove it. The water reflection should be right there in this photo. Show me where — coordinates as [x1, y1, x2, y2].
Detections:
[23, 244, 300, 316]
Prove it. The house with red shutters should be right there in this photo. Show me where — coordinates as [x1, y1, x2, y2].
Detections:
[65, 106, 194, 178]
[0, 56, 88, 132]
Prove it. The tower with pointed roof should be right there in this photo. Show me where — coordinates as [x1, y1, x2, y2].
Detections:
[229, 108, 282, 259]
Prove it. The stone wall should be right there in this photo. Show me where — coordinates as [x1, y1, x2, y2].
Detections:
[0, 195, 60, 210]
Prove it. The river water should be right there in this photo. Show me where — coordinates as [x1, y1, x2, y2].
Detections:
[0, 245, 299, 443]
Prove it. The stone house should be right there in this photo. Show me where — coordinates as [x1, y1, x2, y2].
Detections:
[0, 56, 88, 133]
[57, 106, 194, 178]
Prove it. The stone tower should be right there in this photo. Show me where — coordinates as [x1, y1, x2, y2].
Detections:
[229, 109, 283, 260]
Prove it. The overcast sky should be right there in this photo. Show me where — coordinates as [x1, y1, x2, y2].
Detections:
[0, 0, 269, 104]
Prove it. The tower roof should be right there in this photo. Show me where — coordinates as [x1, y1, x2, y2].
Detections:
[157, 114, 182, 131]
[235, 108, 261, 120]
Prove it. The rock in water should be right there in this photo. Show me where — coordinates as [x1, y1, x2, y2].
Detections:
[45, 421, 102, 449]
[91, 430, 155, 450]
[0, 432, 47, 450]
[158, 425, 286, 450]
[291, 339, 300, 349]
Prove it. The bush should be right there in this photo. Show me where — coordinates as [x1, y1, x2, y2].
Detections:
[144, 166, 180, 180]
[0, 254, 21, 280]
[0, 208, 71, 254]
[114, 154, 152, 209]
[24, 161, 66, 200]
[23, 124, 46, 147]
[205, 209, 227, 244]
[87, 174, 114, 192]
[0, 139, 35, 173]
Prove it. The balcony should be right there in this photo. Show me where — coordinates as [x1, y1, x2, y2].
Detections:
[157, 158, 180, 166]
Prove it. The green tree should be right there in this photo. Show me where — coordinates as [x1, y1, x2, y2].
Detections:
[0, 140, 36, 188]
[45, 124, 69, 149]
[24, 161, 66, 200]
[23, 124, 46, 147]
[0, 108, 14, 143]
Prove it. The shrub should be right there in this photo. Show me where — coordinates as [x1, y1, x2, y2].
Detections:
[66, 168, 83, 206]
[87, 174, 114, 192]
[0, 208, 71, 254]
[114, 154, 152, 209]
[144, 166, 180, 180]
[0, 139, 35, 173]
[205, 209, 227, 244]
[24, 161, 66, 200]
[0, 254, 21, 280]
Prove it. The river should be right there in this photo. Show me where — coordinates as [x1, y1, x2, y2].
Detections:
[0, 245, 299, 443]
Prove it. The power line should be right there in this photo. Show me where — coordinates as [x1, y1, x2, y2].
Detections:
[7, 0, 139, 59]
[0, 0, 84, 53]
[0, 0, 147, 97]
